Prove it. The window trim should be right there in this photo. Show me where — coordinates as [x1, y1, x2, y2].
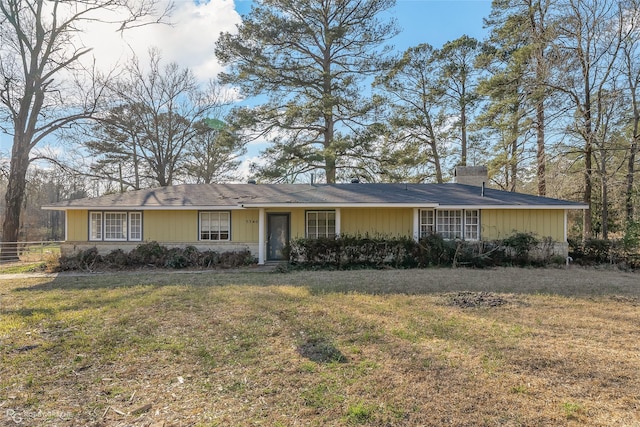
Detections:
[419, 209, 435, 237]
[88, 211, 142, 242]
[464, 209, 480, 241]
[306, 210, 336, 239]
[103, 211, 128, 241]
[128, 212, 143, 242]
[89, 212, 103, 241]
[198, 211, 231, 241]
[436, 209, 463, 240]
[419, 209, 480, 241]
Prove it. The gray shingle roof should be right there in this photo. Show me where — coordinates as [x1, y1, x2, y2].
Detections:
[43, 183, 587, 210]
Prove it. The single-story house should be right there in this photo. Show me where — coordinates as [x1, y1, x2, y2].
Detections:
[43, 167, 587, 264]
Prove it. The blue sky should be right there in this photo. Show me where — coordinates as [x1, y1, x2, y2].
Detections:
[234, 0, 492, 49]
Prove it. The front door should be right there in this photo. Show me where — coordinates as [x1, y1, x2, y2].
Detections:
[267, 213, 290, 261]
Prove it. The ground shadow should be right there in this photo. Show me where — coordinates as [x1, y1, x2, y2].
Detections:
[7, 265, 640, 300]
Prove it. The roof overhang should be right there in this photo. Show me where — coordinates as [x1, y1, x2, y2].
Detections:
[437, 204, 589, 210]
[43, 203, 589, 211]
[240, 203, 440, 208]
[41, 205, 246, 211]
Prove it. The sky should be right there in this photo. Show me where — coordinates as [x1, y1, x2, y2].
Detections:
[0, 0, 493, 174]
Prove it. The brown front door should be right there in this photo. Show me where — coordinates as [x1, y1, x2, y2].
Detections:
[267, 213, 290, 261]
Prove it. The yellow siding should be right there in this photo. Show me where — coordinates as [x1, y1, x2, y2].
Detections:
[232, 210, 259, 242]
[481, 209, 564, 241]
[66, 210, 88, 241]
[341, 208, 412, 238]
[144, 210, 198, 242]
[65, 207, 565, 244]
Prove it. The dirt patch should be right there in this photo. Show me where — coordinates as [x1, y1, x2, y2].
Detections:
[297, 337, 348, 363]
[447, 291, 514, 308]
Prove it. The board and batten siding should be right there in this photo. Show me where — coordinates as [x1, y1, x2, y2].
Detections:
[481, 209, 565, 242]
[66, 210, 88, 241]
[64, 207, 565, 245]
[341, 208, 413, 238]
[144, 210, 262, 243]
[231, 210, 259, 242]
[144, 210, 198, 242]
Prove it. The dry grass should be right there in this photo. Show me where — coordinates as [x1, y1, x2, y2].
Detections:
[1, 267, 639, 426]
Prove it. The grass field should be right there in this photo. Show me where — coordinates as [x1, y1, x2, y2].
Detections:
[1, 267, 639, 426]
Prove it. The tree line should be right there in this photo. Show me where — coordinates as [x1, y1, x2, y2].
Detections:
[1, 0, 640, 254]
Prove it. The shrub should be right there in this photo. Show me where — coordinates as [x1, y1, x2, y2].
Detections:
[286, 232, 570, 270]
[165, 248, 189, 269]
[129, 241, 167, 265]
[54, 244, 255, 271]
[57, 247, 102, 271]
[502, 233, 539, 265]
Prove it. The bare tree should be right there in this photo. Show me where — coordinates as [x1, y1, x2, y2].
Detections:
[551, 0, 624, 239]
[0, 0, 169, 258]
[620, 1, 640, 224]
[88, 50, 240, 188]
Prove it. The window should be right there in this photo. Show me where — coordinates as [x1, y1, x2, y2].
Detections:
[90, 212, 102, 241]
[437, 210, 463, 239]
[420, 210, 434, 237]
[104, 212, 127, 240]
[306, 211, 336, 239]
[89, 211, 142, 241]
[465, 210, 479, 240]
[419, 209, 480, 240]
[200, 212, 230, 241]
[129, 212, 142, 241]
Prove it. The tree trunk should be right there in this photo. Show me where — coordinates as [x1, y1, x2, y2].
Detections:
[460, 101, 467, 166]
[536, 100, 546, 196]
[597, 146, 609, 239]
[627, 138, 637, 223]
[583, 139, 593, 240]
[432, 146, 444, 184]
[583, 77, 593, 241]
[626, 106, 639, 224]
[2, 142, 30, 260]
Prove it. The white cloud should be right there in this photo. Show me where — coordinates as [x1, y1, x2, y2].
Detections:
[79, 0, 241, 82]
[237, 154, 265, 181]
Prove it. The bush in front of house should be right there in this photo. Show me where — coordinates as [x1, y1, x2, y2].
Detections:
[56, 242, 255, 271]
[568, 237, 640, 269]
[285, 233, 556, 270]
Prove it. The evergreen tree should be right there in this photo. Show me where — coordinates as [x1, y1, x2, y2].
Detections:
[215, 0, 398, 183]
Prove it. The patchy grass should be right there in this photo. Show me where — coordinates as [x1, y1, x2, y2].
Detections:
[0, 267, 639, 426]
[0, 262, 47, 274]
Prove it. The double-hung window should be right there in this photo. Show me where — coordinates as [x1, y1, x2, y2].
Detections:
[200, 212, 230, 241]
[437, 210, 463, 240]
[419, 209, 479, 240]
[89, 211, 142, 241]
[306, 211, 336, 239]
[420, 210, 435, 237]
[90, 212, 103, 240]
[464, 210, 480, 240]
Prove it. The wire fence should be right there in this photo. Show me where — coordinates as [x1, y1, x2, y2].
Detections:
[0, 241, 62, 264]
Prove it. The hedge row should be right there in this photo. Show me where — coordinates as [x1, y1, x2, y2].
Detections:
[285, 233, 563, 269]
[569, 238, 640, 268]
[56, 241, 255, 271]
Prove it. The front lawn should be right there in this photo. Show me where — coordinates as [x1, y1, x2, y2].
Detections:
[1, 267, 639, 426]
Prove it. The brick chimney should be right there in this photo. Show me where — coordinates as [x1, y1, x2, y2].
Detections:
[454, 166, 488, 187]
